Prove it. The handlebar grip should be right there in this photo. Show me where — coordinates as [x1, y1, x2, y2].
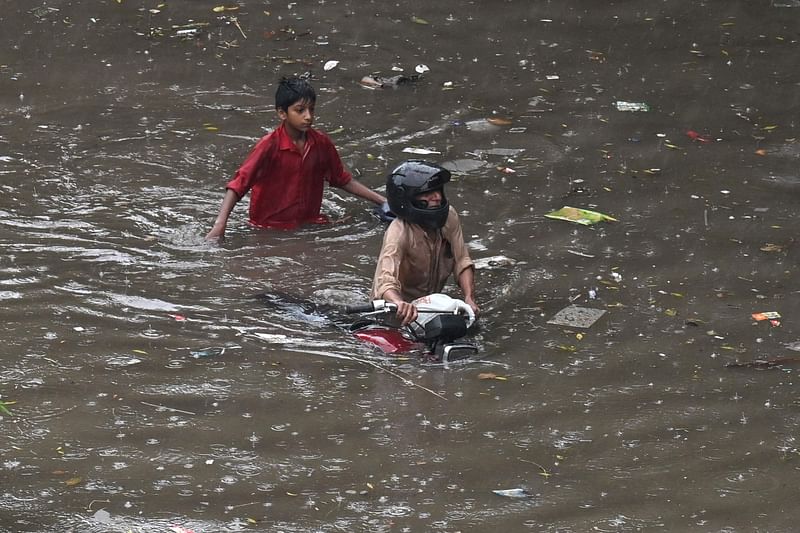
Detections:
[344, 303, 377, 314]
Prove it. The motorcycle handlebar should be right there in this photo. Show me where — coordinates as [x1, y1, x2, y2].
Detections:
[344, 303, 379, 314]
[344, 300, 398, 314]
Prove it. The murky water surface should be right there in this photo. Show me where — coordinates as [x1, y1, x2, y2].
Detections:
[2, 0, 799, 531]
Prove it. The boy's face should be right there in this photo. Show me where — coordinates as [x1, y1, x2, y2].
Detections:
[413, 189, 443, 209]
[277, 98, 315, 133]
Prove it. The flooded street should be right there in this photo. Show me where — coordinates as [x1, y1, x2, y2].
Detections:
[2, 0, 799, 531]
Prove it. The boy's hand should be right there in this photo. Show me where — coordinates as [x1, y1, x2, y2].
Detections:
[206, 224, 225, 241]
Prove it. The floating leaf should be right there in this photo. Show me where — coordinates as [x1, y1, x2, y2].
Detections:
[0, 400, 13, 416]
[665, 308, 677, 317]
[760, 243, 784, 252]
[65, 477, 83, 487]
[213, 5, 238, 12]
[411, 16, 429, 25]
[487, 117, 513, 126]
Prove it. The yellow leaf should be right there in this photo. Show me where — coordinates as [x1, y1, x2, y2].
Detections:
[664, 143, 679, 149]
[366, 482, 374, 489]
[761, 125, 778, 131]
[575, 333, 584, 341]
[665, 309, 677, 316]
[65, 477, 82, 486]
[213, 5, 226, 12]
[411, 16, 429, 24]
[204, 126, 219, 132]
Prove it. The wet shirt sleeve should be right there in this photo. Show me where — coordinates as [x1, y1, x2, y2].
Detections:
[314, 131, 352, 188]
[443, 207, 474, 278]
[225, 134, 274, 198]
[371, 220, 406, 299]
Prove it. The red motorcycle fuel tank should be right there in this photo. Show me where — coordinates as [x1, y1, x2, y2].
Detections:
[352, 326, 419, 354]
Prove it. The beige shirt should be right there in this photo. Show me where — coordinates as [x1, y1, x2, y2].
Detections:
[371, 206, 474, 301]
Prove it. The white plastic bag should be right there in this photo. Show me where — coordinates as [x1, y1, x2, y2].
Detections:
[411, 293, 476, 328]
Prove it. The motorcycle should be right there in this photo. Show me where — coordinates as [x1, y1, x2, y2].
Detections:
[344, 293, 479, 363]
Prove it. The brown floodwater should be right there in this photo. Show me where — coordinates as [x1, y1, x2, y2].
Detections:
[2, 0, 799, 531]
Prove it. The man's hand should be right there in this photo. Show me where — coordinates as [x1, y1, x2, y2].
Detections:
[394, 300, 418, 326]
[385, 289, 415, 326]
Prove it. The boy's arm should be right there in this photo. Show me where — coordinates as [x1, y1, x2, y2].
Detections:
[339, 178, 386, 205]
[206, 188, 241, 240]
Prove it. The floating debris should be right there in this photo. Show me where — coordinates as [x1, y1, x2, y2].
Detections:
[726, 357, 800, 369]
[402, 147, 441, 155]
[493, 487, 533, 499]
[547, 305, 607, 329]
[544, 206, 617, 226]
[190, 347, 226, 359]
[359, 74, 419, 89]
[614, 101, 650, 112]
[472, 255, 518, 270]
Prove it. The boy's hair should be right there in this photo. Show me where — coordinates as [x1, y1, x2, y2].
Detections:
[275, 77, 316, 111]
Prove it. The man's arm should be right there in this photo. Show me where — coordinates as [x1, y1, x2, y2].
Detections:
[457, 266, 479, 315]
[206, 188, 241, 240]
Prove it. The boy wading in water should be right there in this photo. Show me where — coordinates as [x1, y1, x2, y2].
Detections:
[207, 77, 392, 240]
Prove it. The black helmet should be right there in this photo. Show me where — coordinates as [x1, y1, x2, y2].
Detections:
[386, 160, 450, 229]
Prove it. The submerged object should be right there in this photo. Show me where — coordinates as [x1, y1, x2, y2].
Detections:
[360, 74, 420, 89]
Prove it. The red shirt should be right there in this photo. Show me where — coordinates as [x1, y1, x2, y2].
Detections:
[225, 123, 352, 228]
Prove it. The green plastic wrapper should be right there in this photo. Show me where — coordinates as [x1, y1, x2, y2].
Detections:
[544, 206, 617, 226]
